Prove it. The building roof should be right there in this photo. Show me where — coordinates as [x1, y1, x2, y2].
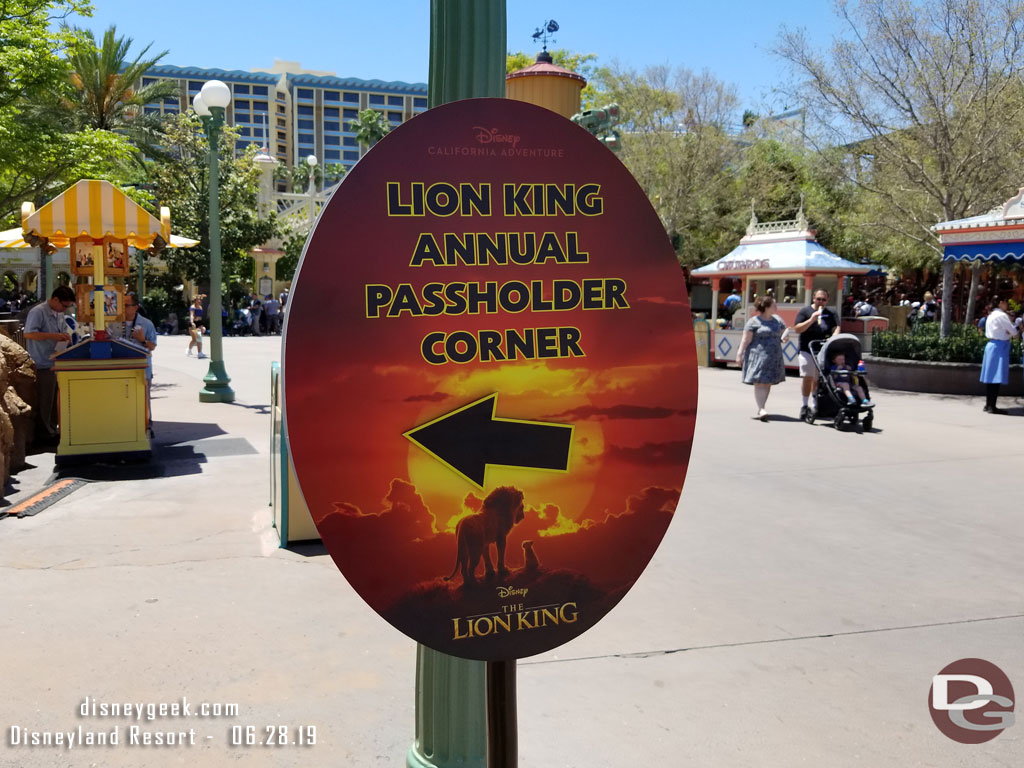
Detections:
[506, 60, 586, 84]
[693, 209, 870, 276]
[148, 65, 279, 84]
[286, 73, 427, 93]
[932, 187, 1024, 234]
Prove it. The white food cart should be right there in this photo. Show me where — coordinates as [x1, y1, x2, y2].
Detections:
[692, 211, 887, 368]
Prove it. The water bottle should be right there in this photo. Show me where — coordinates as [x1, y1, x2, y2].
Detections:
[818, 310, 828, 331]
[857, 359, 866, 373]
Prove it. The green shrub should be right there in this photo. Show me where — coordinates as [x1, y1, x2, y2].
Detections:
[871, 323, 1022, 364]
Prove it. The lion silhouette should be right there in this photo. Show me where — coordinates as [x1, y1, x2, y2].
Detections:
[444, 486, 525, 585]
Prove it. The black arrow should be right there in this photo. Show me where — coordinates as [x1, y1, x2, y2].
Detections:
[403, 394, 573, 488]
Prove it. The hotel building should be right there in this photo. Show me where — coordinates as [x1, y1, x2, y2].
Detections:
[141, 60, 428, 179]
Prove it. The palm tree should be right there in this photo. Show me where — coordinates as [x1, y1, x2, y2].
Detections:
[65, 25, 177, 157]
[351, 108, 390, 151]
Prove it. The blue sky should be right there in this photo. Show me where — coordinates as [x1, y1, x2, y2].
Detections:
[72, 0, 842, 114]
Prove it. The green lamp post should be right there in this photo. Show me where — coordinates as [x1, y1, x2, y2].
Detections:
[193, 80, 236, 403]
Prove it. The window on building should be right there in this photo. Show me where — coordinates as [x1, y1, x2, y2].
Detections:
[252, 100, 268, 112]
[298, 133, 315, 144]
[324, 135, 340, 145]
[388, 95, 403, 106]
[344, 150, 359, 161]
[324, 106, 339, 118]
[343, 92, 359, 103]
[142, 77, 157, 87]
[235, 112, 251, 123]
[297, 119, 314, 130]
[343, 137, 356, 146]
[277, 131, 287, 140]
[253, 85, 268, 96]
[144, 107, 159, 115]
[188, 81, 204, 93]
[277, 118, 286, 127]
[164, 97, 179, 106]
[239, 127, 251, 136]
[233, 84, 250, 95]
[277, 104, 286, 113]
[235, 141, 248, 151]
[388, 111, 402, 123]
[297, 88, 314, 100]
[234, 99, 249, 111]
[368, 94, 385, 105]
[324, 149, 340, 160]
[297, 105, 313, 116]
[414, 97, 427, 108]
[164, 108, 178, 115]
[324, 121, 340, 132]
[324, 91, 340, 101]
[343, 108, 357, 119]
[253, 128, 263, 138]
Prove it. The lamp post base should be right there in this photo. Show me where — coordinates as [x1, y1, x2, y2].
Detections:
[199, 361, 235, 402]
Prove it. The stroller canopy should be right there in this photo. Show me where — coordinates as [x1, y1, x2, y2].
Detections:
[817, 333, 863, 369]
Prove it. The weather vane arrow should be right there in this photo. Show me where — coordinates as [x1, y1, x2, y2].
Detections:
[403, 394, 573, 488]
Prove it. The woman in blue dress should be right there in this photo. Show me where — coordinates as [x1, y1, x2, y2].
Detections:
[736, 295, 789, 421]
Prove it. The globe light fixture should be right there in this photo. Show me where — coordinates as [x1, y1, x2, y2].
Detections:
[195, 80, 234, 403]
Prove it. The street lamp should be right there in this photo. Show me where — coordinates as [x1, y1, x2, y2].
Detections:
[194, 80, 235, 403]
[306, 153, 318, 227]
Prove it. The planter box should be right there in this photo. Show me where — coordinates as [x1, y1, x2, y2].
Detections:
[864, 354, 1023, 395]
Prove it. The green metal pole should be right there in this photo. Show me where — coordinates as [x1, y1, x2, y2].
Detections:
[408, 4, 506, 768]
[199, 108, 235, 403]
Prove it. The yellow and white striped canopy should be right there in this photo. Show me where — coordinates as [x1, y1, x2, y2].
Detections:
[0, 227, 198, 250]
[0, 228, 30, 249]
[22, 179, 170, 249]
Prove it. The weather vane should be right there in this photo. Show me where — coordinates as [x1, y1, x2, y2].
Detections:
[531, 19, 559, 52]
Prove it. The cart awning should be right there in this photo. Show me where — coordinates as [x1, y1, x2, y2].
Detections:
[941, 242, 1024, 263]
[692, 235, 872, 276]
[22, 180, 168, 249]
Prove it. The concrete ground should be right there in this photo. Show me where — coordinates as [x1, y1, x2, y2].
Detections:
[1, 336, 1022, 767]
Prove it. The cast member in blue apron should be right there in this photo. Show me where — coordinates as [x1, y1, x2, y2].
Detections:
[980, 298, 1018, 414]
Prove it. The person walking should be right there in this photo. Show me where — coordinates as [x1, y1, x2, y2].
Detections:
[735, 295, 789, 421]
[980, 298, 1018, 414]
[263, 294, 281, 334]
[22, 285, 75, 444]
[792, 289, 840, 419]
[187, 296, 206, 358]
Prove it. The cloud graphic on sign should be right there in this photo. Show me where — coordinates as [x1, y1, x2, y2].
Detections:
[546, 403, 686, 420]
[605, 439, 692, 467]
[328, 478, 437, 539]
[405, 391, 451, 403]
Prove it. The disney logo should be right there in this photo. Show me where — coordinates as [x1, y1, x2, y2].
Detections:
[497, 586, 528, 599]
[473, 126, 521, 148]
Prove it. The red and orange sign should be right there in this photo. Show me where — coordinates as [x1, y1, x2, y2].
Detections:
[284, 98, 697, 660]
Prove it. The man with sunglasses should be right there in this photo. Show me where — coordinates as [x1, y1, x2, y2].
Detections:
[23, 285, 75, 444]
[792, 289, 840, 419]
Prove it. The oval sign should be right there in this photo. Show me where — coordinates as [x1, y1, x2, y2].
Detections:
[284, 98, 697, 660]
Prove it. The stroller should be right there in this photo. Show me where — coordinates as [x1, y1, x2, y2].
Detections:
[804, 334, 876, 431]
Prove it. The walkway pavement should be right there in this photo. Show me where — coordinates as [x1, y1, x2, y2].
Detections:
[1, 339, 1021, 767]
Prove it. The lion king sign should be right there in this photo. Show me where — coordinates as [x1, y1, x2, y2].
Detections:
[284, 98, 697, 661]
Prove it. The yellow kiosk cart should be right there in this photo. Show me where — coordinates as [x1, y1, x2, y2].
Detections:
[20, 180, 194, 463]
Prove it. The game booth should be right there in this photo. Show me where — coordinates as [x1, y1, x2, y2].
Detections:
[691, 209, 887, 368]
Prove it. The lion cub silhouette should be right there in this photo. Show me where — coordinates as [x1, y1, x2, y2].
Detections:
[522, 540, 540, 574]
[444, 486, 524, 585]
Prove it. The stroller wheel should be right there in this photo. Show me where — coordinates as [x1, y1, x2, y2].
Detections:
[833, 412, 847, 431]
[863, 413, 874, 431]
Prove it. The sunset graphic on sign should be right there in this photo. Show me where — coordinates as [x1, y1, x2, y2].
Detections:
[284, 99, 697, 659]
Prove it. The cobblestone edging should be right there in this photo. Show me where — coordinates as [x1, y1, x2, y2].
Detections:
[864, 354, 1023, 395]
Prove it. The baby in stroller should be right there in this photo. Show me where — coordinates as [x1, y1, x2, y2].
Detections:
[828, 353, 873, 408]
[805, 334, 876, 431]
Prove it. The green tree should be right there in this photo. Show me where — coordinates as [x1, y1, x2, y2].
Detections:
[65, 25, 176, 131]
[598, 63, 741, 268]
[350, 108, 390, 150]
[148, 112, 278, 291]
[506, 48, 601, 108]
[0, 1, 140, 222]
[777, 0, 1024, 272]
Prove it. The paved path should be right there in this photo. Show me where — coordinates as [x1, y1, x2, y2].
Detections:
[1, 339, 1021, 767]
